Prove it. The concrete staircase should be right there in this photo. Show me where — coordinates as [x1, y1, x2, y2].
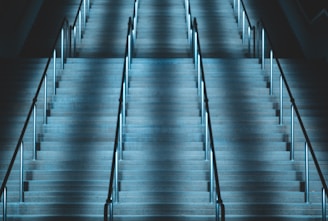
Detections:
[1, 58, 123, 220]
[133, 0, 190, 58]
[1, 0, 327, 220]
[0, 58, 47, 176]
[204, 58, 322, 220]
[113, 58, 214, 220]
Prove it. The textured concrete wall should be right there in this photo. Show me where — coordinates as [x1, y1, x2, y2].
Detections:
[0, 0, 44, 58]
[278, 0, 328, 60]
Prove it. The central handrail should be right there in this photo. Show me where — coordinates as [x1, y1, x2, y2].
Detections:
[192, 18, 225, 221]
[103, 16, 133, 221]
[185, 1, 225, 220]
[104, 0, 139, 217]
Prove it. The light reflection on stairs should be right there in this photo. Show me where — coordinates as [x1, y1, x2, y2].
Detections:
[1, 0, 327, 220]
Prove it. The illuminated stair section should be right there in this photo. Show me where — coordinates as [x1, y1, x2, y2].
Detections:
[204, 58, 322, 220]
[2, 0, 327, 220]
[114, 58, 214, 220]
[133, 0, 190, 57]
[77, 0, 134, 57]
[0, 58, 47, 176]
[2, 58, 122, 220]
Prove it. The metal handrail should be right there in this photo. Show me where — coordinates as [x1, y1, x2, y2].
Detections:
[0, 1, 92, 219]
[260, 19, 328, 220]
[70, 0, 91, 56]
[104, 16, 134, 221]
[192, 17, 225, 221]
[233, 0, 256, 57]
[0, 17, 69, 220]
[185, 0, 225, 220]
[234, 0, 328, 216]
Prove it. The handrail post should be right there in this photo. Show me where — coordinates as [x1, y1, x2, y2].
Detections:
[290, 104, 294, 161]
[73, 26, 77, 56]
[205, 112, 209, 160]
[126, 57, 129, 91]
[323, 188, 326, 221]
[216, 199, 220, 221]
[53, 50, 57, 95]
[3, 186, 7, 221]
[88, 0, 91, 16]
[119, 113, 123, 160]
[83, 0, 86, 29]
[261, 28, 265, 69]
[20, 141, 24, 202]
[114, 150, 119, 202]
[128, 34, 132, 66]
[44, 74, 48, 124]
[270, 50, 273, 95]
[110, 200, 114, 221]
[247, 26, 251, 56]
[194, 31, 198, 66]
[305, 142, 309, 203]
[61, 28, 64, 69]
[242, 11, 245, 43]
[123, 82, 126, 124]
[79, 10, 82, 40]
[279, 75, 283, 125]
[237, 0, 240, 25]
[253, 26, 256, 58]
[210, 149, 214, 203]
[33, 103, 37, 160]
[201, 81, 204, 124]
[197, 54, 201, 95]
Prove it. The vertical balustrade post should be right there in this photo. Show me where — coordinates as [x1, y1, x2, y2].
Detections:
[44, 74, 47, 124]
[33, 104, 37, 160]
[305, 142, 309, 203]
[79, 10, 82, 41]
[53, 50, 57, 94]
[83, 0, 86, 29]
[119, 113, 123, 160]
[194, 31, 198, 66]
[261, 28, 265, 69]
[114, 151, 119, 202]
[205, 112, 209, 160]
[110, 200, 114, 221]
[73, 26, 77, 56]
[201, 82, 204, 124]
[242, 11, 245, 44]
[125, 57, 129, 93]
[270, 50, 273, 95]
[3, 186, 7, 221]
[216, 198, 220, 221]
[290, 104, 294, 161]
[20, 141, 24, 202]
[247, 26, 251, 56]
[279, 75, 283, 125]
[210, 150, 214, 203]
[123, 82, 126, 125]
[128, 34, 132, 66]
[197, 54, 201, 95]
[87, 0, 90, 16]
[237, 0, 240, 25]
[61, 28, 64, 69]
[185, 0, 189, 32]
[323, 188, 326, 221]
